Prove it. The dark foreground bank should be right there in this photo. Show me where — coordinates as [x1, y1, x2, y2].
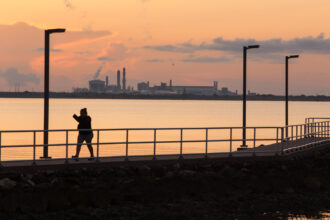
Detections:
[0, 148, 329, 219]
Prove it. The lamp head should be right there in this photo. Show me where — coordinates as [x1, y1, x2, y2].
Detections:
[46, 28, 66, 34]
[288, 55, 299, 59]
[247, 45, 260, 49]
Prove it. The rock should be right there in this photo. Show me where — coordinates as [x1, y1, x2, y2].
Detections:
[220, 166, 235, 177]
[1, 194, 17, 212]
[18, 193, 47, 213]
[200, 163, 212, 170]
[285, 187, 295, 193]
[51, 177, 59, 185]
[0, 178, 16, 189]
[45, 170, 55, 175]
[26, 179, 36, 187]
[48, 193, 70, 211]
[179, 170, 197, 176]
[137, 165, 151, 176]
[241, 168, 249, 173]
[151, 165, 166, 177]
[165, 171, 174, 177]
[173, 163, 181, 170]
[36, 182, 51, 190]
[304, 176, 321, 190]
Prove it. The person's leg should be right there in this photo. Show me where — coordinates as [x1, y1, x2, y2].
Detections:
[73, 135, 84, 158]
[86, 133, 94, 158]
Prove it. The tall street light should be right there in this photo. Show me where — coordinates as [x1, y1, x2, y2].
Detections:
[285, 55, 299, 139]
[42, 28, 66, 159]
[241, 44, 260, 148]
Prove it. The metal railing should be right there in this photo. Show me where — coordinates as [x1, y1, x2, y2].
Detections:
[0, 118, 329, 165]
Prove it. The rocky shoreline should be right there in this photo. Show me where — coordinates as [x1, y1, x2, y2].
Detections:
[0, 148, 329, 219]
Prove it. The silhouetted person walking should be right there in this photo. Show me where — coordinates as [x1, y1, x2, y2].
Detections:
[72, 108, 94, 160]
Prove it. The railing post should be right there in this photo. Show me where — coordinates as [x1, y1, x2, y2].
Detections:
[65, 130, 69, 164]
[179, 128, 183, 159]
[33, 131, 36, 165]
[296, 125, 298, 140]
[125, 129, 129, 161]
[253, 128, 256, 156]
[276, 128, 279, 143]
[0, 132, 2, 164]
[229, 128, 232, 157]
[97, 130, 100, 162]
[281, 127, 284, 155]
[205, 128, 208, 158]
[291, 126, 293, 141]
[153, 129, 157, 160]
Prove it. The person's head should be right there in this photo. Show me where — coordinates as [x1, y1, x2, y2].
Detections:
[80, 108, 88, 117]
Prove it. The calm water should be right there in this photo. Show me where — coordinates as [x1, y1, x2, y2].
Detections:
[0, 98, 329, 160]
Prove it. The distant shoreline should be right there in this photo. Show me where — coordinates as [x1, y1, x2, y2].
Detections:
[0, 91, 330, 102]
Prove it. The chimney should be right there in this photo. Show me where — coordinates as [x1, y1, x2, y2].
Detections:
[106, 76, 109, 87]
[123, 67, 126, 91]
[213, 81, 218, 90]
[117, 70, 121, 90]
[169, 79, 172, 87]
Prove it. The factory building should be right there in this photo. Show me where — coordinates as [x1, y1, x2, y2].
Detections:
[88, 67, 127, 93]
[218, 87, 238, 96]
[170, 81, 218, 95]
[137, 81, 150, 91]
[89, 80, 106, 92]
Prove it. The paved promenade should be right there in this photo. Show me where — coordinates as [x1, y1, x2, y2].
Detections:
[1, 137, 329, 168]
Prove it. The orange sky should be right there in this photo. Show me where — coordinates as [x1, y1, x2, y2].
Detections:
[0, 0, 329, 95]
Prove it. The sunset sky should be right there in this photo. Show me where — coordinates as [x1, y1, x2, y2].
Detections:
[0, 0, 329, 95]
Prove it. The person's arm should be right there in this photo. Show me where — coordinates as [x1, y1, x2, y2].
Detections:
[73, 114, 80, 122]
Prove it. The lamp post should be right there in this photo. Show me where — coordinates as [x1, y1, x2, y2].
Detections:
[285, 55, 299, 139]
[241, 45, 260, 148]
[42, 28, 66, 159]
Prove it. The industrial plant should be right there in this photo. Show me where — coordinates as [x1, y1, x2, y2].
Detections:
[74, 67, 131, 93]
[73, 66, 239, 96]
[137, 80, 238, 96]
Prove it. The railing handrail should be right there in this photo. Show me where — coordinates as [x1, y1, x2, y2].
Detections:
[0, 122, 323, 133]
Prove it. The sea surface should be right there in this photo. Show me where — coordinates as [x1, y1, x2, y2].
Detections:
[0, 98, 329, 160]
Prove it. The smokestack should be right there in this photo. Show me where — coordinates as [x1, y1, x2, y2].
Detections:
[117, 70, 121, 90]
[106, 76, 109, 87]
[213, 81, 218, 90]
[170, 79, 172, 87]
[122, 67, 126, 91]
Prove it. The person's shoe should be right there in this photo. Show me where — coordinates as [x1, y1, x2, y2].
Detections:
[72, 155, 79, 161]
[88, 156, 95, 161]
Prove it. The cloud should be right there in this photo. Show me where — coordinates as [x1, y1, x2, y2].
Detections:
[144, 45, 194, 53]
[96, 43, 128, 62]
[97, 56, 113, 61]
[144, 34, 330, 56]
[0, 68, 40, 86]
[181, 55, 231, 63]
[144, 59, 166, 63]
[64, 0, 74, 9]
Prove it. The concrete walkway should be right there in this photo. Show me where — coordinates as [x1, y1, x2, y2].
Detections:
[1, 137, 329, 167]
